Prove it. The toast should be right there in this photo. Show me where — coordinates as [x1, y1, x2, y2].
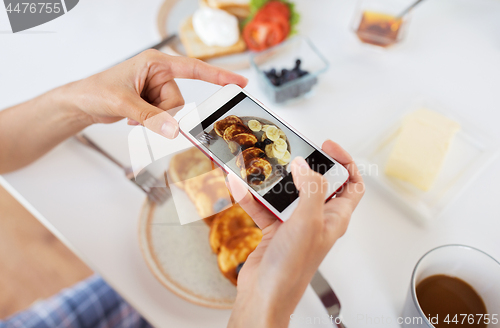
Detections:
[179, 17, 247, 60]
[204, 0, 251, 18]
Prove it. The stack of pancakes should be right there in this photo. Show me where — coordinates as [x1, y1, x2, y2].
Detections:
[168, 147, 262, 285]
[215, 115, 272, 186]
[168, 147, 232, 220]
[209, 204, 262, 284]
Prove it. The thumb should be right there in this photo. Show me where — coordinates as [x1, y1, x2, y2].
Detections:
[226, 171, 248, 203]
[290, 156, 327, 213]
[128, 97, 179, 139]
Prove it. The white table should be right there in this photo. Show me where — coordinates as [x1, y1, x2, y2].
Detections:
[2, 0, 500, 326]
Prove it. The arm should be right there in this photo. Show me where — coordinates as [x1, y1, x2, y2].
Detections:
[0, 50, 248, 174]
[0, 85, 92, 173]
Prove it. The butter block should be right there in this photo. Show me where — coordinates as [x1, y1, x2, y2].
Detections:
[385, 109, 461, 191]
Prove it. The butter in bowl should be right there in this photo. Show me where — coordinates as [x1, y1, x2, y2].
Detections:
[385, 109, 461, 192]
[354, 101, 499, 224]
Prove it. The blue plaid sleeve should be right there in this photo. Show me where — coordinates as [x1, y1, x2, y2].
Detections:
[0, 275, 152, 328]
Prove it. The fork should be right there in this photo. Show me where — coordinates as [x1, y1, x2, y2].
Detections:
[74, 134, 170, 205]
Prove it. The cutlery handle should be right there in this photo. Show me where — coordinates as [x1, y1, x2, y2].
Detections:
[397, 0, 426, 18]
[150, 34, 178, 50]
[74, 134, 125, 170]
[128, 34, 178, 59]
[310, 271, 347, 328]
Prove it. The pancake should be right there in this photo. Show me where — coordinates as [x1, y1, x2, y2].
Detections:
[217, 227, 262, 285]
[235, 147, 265, 169]
[223, 123, 251, 142]
[228, 133, 258, 154]
[168, 147, 213, 189]
[240, 158, 273, 185]
[214, 115, 243, 137]
[209, 204, 256, 254]
[203, 214, 218, 227]
[183, 171, 233, 219]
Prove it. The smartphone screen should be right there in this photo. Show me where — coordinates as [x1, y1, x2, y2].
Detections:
[189, 92, 335, 213]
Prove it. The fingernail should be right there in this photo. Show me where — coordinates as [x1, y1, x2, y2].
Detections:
[161, 121, 178, 139]
[292, 156, 309, 169]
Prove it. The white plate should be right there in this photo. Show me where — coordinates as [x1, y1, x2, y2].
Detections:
[157, 0, 251, 70]
[353, 100, 499, 225]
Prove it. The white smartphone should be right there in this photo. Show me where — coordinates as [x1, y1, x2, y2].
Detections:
[179, 84, 349, 222]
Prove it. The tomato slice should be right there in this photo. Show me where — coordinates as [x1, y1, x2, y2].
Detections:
[255, 9, 288, 22]
[243, 20, 287, 52]
[260, 1, 291, 20]
[254, 12, 290, 36]
[243, 1, 291, 51]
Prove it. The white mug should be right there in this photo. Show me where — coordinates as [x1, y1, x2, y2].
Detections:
[402, 245, 500, 328]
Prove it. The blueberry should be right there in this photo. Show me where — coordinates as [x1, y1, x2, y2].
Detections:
[263, 138, 273, 145]
[236, 262, 245, 275]
[276, 165, 289, 177]
[265, 68, 277, 77]
[254, 141, 264, 149]
[266, 60, 315, 102]
[213, 198, 230, 213]
[269, 76, 280, 86]
[248, 173, 266, 184]
[299, 70, 309, 77]
[285, 71, 299, 82]
[258, 152, 266, 158]
[295, 59, 302, 70]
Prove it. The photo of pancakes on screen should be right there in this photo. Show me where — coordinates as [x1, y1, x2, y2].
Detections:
[191, 93, 334, 212]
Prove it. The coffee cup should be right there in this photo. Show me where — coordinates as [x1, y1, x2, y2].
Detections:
[402, 245, 500, 328]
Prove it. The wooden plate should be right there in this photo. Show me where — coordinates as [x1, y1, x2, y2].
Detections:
[138, 161, 237, 308]
[156, 0, 251, 71]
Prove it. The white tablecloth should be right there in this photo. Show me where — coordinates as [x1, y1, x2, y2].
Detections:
[1, 0, 500, 326]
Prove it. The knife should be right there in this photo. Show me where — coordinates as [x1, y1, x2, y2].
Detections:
[128, 34, 178, 60]
[310, 271, 347, 328]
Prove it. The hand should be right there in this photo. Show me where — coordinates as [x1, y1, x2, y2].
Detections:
[0, 50, 247, 174]
[227, 140, 365, 328]
[67, 49, 248, 138]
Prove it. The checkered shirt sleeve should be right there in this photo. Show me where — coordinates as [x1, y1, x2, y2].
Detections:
[0, 275, 152, 328]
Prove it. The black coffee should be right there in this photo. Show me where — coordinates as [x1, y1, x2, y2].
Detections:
[416, 274, 487, 328]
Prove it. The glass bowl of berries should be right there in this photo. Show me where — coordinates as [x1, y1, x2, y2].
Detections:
[250, 36, 329, 104]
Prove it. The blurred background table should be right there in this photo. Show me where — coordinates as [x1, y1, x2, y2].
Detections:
[1, 0, 500, 327]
